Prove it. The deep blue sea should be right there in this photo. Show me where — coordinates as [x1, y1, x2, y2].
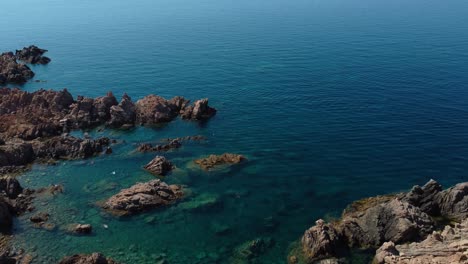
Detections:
[2, 0, 468, 263]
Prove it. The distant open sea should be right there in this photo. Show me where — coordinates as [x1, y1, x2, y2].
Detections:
[2, 0, 468, 263]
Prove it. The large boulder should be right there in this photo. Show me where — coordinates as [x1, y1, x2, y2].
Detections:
[102, 179, 183, 216]
[15, 45, 51, 64]
[108, 93, 136, 128]
[135, 95, 189, 124]
[92, 92, 118, 122]
[181, 98, 217, 120]
[58, 253, 117, 264]
[143, 156, 173, 176]
[340, 198, 434, 247]
[301, 219, 346, 263]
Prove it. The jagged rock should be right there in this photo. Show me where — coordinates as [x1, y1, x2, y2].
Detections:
[102, 179, 183, 216]
[135, 95, 188, 124]
[33, 135, 110, 160]
[0, 176, 23, 199]
[108, 93, 136, 128]
[0, 52, 34, 84]
[374, 219, 468, 264]
[92, 92, 118, 122]
[15, 45, 51, 64]
[301, 220, 346, 263]
[143, 156, 173, 176]
[402, 179, 468, 221]
[58, 253, 117, 264]
[181, 98, 216, 120]
[194, 153, 246, 170]
[340, 198, 434, 248]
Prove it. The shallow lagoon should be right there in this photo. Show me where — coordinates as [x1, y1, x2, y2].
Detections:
[2, 0, 468, 262]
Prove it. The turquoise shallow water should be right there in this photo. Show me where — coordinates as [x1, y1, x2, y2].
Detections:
[2, 0, 468, 262]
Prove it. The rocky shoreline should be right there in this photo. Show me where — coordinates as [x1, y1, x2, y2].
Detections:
[288, 180, 468, 264]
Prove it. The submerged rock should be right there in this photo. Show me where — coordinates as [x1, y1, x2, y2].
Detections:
[58, 253, 118, 264]
[178, 193, 222, 212]
[137, 139, 182, 153]
[102, 179, 183, 216]
[143, 156, 173, 176]
[194, 153, 246, 170]
[15, 45, 51, 64]
[230, 237, 275, 263]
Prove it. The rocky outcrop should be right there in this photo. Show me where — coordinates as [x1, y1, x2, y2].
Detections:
[58, 253, 118, 264]
[33, 135, 110, 160]
[15, 45, 51, 64]
[0, 52, 35, 85]
[0, 142, 35, 167]
[194, 153, 246, 170]
[102, 179, 183, 216]
[374, 219, 468, 264]
[135, 95, 188, 124]
[0, 87, 216, 171]
[181, 98, 217, 120]
[301, 220, 346, 263]
[291, 180, 468, 264]
[402, 179, 468, 221]
[340, 198, 434, 248]
[143, 156, 173, 176]
[108, 93, 136, 128]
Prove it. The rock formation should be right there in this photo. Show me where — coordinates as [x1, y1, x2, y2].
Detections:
[143, 156, 173, 176]
[102, 179, 183, 216]
[374, 219, 468, 264]
[137, 139, 182, 152]
[181, 98, 217, 120]
[0, 87, 216, 172]
[289, 180, 468, 264]
[15, 45, 51, 64]
[194, 153, 246, 170]
[0, 52, 34, 85]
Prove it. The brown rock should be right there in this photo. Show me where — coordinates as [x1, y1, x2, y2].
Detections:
[15, 45, 51, 64]
[0, 52, 34, 84]
[301, 219, 346, 263]
[143, 156, 173, 176]
[102, 179, 183, 216]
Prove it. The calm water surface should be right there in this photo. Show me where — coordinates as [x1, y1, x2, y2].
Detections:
[2, 0, 468, 263]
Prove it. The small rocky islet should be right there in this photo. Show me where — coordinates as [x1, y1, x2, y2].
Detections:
[1, 46, 468, 263]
